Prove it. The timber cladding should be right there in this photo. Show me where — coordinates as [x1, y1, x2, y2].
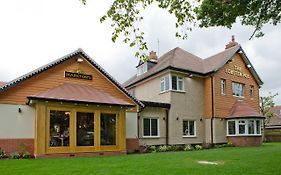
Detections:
[204, 53, 260, 118]
[0, 55, 135, 106]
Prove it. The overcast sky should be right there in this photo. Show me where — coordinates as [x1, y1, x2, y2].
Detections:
[0, 0, 281, 104]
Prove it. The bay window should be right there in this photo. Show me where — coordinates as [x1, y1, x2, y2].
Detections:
[227, 119, 262, 136]
[160, 74, 184, 92]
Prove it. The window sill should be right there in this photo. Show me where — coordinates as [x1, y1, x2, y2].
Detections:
[232, 95, 244, 98]
[141, 136, 160, 139]
[160, 89, 186, 94]
[182, 135, 196, 138]
[227, 134, 262, 137]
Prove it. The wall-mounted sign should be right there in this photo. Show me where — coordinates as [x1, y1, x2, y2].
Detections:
[65, 71, 92, 80]
[225, 65, 250, 79]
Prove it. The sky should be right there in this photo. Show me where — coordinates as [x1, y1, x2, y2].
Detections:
[0, 0, 281, 104]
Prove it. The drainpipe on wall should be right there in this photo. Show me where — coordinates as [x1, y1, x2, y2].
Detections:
[165, 109, 169, 145]
[211, 75, 214, 145]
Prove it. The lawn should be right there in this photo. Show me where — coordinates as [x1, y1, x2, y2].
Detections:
[0, 143, 281, 175]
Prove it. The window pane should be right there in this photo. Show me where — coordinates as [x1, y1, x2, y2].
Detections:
[151, 119, 158, 136]
[228, 121, 236, 135]
[160, 80, 164, 92]
[101, 113, 116, 145]
[238, 121, 246, 134]
[189, 121, 195, 136]
[172, 76, 177, 90]
[256, 120, 261, 134]
[50, 110, 70, 147]
[248, 120, 255, 134]
[76, 112, 94, 146]
[164, 76, 170, 90]
[221, 79, 225, 95]
[143, 118, 150, 136]
[183, 121, 189, 136]
[232, 82, 244, 96]
[178, 79, 183, 91]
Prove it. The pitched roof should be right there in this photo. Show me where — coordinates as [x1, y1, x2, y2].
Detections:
[28, 83, 134, 106]
[266, 106, 281, 127]
[227, 100, 263, 119]
[0, 49, 143, 107]
[123, 45, 263, 88]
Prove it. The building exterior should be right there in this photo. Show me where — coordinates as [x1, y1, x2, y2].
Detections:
[124, 37, 264, 147]
[0, 38, 265, 157]
[0, 49, 141, 157]
[265, 106, 281, 142]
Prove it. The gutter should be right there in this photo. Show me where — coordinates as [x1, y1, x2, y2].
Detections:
[165, 109, 169, 145]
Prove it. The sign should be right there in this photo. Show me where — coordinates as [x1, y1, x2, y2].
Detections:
[225, 65, 250, 79]
[65, 71, 92, 80]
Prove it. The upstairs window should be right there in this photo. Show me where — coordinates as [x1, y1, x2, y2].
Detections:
[232, 82, 244, 97]
[160, 75, 170, 92]
[250, 85, 254, 97]
[137, 63, 147, 76]
[220, 79, 226, 95]
[172, 76, 184, 91]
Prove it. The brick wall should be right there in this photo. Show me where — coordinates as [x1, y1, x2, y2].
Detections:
[0, 139, 34, 155]
[126, 138, 139, 153]
[227, 136, 262, 147]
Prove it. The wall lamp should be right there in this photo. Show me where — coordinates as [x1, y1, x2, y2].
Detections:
[18, 107, 22, 113]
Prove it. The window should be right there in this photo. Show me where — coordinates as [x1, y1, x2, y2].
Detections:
[228, 121, 236, 135]
[160, 74, 184, 92]
[100, 113, 116, 145]
[76, 112, 94, 146]
[160, 75, 170, 92]
[137, 63, 147, 76]
[232, 82, 244, 97]
[221, 79, 226, 95]
[50, 110, 70, 147]
[172, 76, 184, 91]
[227, 119, 262, 136]
[250, 85, 254, 97]
[183, 120, 196, 137]
[143, 118, 159, 137]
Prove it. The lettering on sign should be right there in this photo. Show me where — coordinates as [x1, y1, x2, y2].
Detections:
[225, 65, 250, 79]
[65, 71, 92, 80]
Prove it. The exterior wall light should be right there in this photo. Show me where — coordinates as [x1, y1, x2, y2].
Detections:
[77, 58, 84, 63]
[247, 64, 252, 68]
[18, 107, 22, 113]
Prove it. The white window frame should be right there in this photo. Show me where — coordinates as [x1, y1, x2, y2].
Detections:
[160, 74, 185, 93]
[182, 120, 196, 137]
[220, 79, 226, 95]
[142, 117, 160, 138]
[232, 82, 244, 97]
[227, 119, 262, 136]
[137, 63, 147, 76]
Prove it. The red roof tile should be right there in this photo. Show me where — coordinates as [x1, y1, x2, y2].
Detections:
[227, 100, 263, 119]
[28, 83, 135, 106]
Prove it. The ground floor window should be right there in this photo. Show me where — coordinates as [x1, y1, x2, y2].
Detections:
[227, 119, 262, 136]
[50, 110, 70, 147]
[143, 118, 159, 137]
[100, 113, 117, 145]
[183, 120, 196, 137]
[76, 112, 94, 146]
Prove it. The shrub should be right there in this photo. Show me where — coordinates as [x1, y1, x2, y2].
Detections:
[158, 145, 168, 152]
[184, 145, 194, 151]
[195, 145, 203, 150]
[150, 145, 157, 153]
[10, 152, 20, 159]
[0, 147, 7, 158]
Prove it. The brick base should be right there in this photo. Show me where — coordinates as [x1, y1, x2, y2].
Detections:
[126, 138, 139, 153]
[0, 138, 34, 155]
[36, 151, 126, 158]
[227, 136, 262, 147]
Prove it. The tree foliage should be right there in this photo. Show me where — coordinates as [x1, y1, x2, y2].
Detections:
[260, 92, 278, 124]
[80, 0, 281, 59]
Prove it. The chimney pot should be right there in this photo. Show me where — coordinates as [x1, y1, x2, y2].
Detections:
[149, 51, 157, 61]
[225, 35, 238, 49]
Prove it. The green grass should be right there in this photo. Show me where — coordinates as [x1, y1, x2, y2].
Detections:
[1, 142, 281, 175]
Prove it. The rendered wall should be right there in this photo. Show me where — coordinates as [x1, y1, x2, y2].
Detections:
[0, 104, 35, 138]
[126, 112, 138, 139]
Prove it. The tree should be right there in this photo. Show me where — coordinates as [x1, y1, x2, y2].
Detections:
[81, 0, 281, 59]
[260, 92, 278, 125]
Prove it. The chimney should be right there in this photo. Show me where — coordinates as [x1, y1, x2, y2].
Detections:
[225, 35, 238, 49]
[148, 51, 157, 62]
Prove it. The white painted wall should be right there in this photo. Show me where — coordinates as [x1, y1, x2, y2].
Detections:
[126, 112, 138, 139]
[0, 104, 35, 138]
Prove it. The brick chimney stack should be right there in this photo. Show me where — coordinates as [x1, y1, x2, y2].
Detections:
[149, 51, 157, 62]
[225, 35, 238, 49]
